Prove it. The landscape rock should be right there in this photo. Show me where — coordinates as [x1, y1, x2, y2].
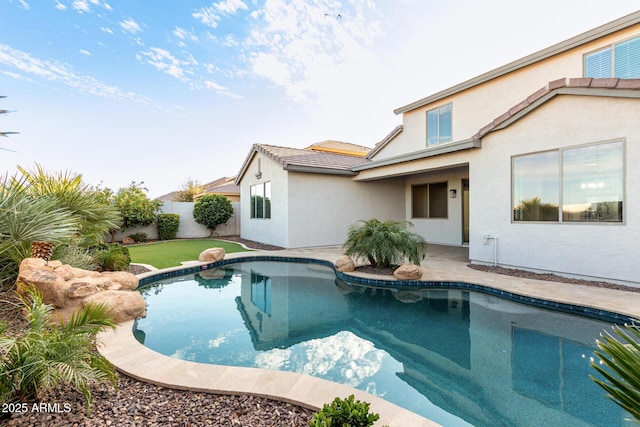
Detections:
[122, 236, 135, 245]
[83, 290, 147, 323]
[15, 257, 146, 323]
[393, 264, 424, 281]
[334, 255, 355, 272]
[198, 247, 226, 262]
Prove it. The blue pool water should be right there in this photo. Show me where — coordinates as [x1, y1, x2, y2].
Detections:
[134, 261, 631, 427]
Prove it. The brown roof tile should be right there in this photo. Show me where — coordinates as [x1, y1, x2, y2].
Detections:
[258, 144, 371, 171]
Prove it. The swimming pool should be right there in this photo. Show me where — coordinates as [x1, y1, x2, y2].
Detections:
[134, 260, 631, 427]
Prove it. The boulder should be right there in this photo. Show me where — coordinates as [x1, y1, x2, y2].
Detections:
[122, 237, 135, 245]
[100, 271, 139, 290]
[17, 268, 70, 307]
[83, 290, 147, 323]
[393, 264, 424, 281]
[198, 247, 225, 262]
[15, 258, 146, 324]
[334, 255, 355, 272]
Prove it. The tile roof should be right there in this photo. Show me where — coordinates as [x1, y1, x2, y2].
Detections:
[202, 176, 239, 195]
[258, 144, 371, 171]
[473, 77, 640, 140]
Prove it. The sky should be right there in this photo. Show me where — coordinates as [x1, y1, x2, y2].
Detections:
[0, 1, 638, 199]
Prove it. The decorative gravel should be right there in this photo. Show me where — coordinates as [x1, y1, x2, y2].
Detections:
[3, 374, 314, 427]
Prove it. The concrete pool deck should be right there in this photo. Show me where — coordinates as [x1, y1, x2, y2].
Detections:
[99, 245, 640, 427]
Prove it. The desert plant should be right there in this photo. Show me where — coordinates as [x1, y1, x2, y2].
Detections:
[590, 321, 640, 421]
[310, 394, 380, 427]
[193, 194, 234, 237]
[91, 243, 131, 272]
[343, 219, 426, 269]
[0, 288, 117, 411]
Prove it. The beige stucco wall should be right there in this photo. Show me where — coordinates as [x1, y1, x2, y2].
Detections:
[373, 25, 640, 160]
[471, 95, 640, 285]
[286, 172, 405, 248]
[240, 152, 290, 248]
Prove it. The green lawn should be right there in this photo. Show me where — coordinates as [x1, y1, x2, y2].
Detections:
[127, 239, 252, 269]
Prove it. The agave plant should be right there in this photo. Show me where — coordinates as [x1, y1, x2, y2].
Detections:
[343, 219, 426, 269]
[0, 288, 117, 411]
[590, 321, 640, 421]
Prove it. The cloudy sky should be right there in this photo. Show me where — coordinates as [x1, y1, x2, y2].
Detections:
[0, 1, 637, 198]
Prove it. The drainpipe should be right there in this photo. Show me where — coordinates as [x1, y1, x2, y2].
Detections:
[483, 235, 498, 267]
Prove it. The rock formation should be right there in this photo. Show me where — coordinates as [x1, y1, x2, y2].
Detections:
[16, 258, 146, 323]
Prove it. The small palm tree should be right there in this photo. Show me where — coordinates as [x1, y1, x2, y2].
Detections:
[343, 219, 426, 269]
[0, 288, 117, 411]
[590, 321, 640, 422]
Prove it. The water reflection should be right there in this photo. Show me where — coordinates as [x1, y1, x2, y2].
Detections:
[135, 261, 630, 427]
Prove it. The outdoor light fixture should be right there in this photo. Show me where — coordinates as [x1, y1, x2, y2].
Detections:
[449, 189, 457, 198]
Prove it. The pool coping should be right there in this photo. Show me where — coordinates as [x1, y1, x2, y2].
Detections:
[99, 250, 640, 427]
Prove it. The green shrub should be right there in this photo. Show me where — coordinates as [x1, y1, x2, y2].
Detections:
[128, 232, 147, 243]
[193, 194, 233, 237]
[157, 213, 179, 240]
[343, 219, 426, 269]
[0, 288, 117, 411]
[590, 321, 640, 421]
[91, 243, 131, 272]
[310, 395, 380, 427]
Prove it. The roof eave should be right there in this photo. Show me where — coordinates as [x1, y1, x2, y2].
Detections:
[352, 139, 481, 171]
[284, 165, 359, 176]
[394, 11, 640, 115]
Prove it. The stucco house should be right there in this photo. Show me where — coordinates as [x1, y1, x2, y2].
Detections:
[236, 10, 640, 286]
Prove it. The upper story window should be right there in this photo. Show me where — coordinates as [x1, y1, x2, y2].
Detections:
[250, 181, 271, 219]
[427, 103, 452, 146]
[584, 35, 640, 78]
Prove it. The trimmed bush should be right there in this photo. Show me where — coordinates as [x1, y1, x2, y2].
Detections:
[310, 395, 380, 427]
[157, 213, 180, 240]
[193, 194, 233, 237]
[128, 232, 147, 243]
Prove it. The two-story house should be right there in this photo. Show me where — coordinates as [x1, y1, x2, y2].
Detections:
[237, 10, 640, 286]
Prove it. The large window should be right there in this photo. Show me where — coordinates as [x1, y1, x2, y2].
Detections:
[412, 182, 448, 219]
[427, 103, 452, 146]
[512, 141, 624, 223]
[584, 35, 640, 78]
[250, 182, 271, 219]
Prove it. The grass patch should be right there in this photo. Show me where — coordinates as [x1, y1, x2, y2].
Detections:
[127, 239, 252, 269]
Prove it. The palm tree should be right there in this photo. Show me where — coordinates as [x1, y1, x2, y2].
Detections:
[0, 288, 117, 411]
[343, 219, 426, 269]
[590, 321, 640, 421]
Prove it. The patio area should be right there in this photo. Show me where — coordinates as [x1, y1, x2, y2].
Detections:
[99, 245, 640, 427]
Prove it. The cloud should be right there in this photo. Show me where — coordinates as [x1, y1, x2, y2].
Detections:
[72, 0, 90, 13]
[54, 0, 66, 10]
[0, 43, 151, 105]
[69, 0, 111, 13]
[100, 26, 113, 34]
[173, 27, 198, 43]
[138, 47, 194, 80]
[193, 0, 249, 29]
[79, 49, 91, 56]
[244, 0, 384, 103]
[18, 0, 30, 10]
[120, 18, 142, 34]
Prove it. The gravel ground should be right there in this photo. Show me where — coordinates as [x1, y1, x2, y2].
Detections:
[4, 374, 314, 427]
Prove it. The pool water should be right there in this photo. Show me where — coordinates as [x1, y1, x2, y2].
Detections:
[134, 261, 631, 427]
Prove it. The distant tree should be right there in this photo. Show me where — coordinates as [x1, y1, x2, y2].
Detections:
[174, 178, 204, 202]
[113, 182, 163, 231]
[193, 194, 233, 237]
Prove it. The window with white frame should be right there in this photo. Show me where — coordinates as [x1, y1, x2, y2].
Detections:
[427, 103, 452, 146]
[512, 140, 624, 223]
[584, 35, 640, 78]
[250, 182, 271, 219]
[412, 182, 448, 219]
